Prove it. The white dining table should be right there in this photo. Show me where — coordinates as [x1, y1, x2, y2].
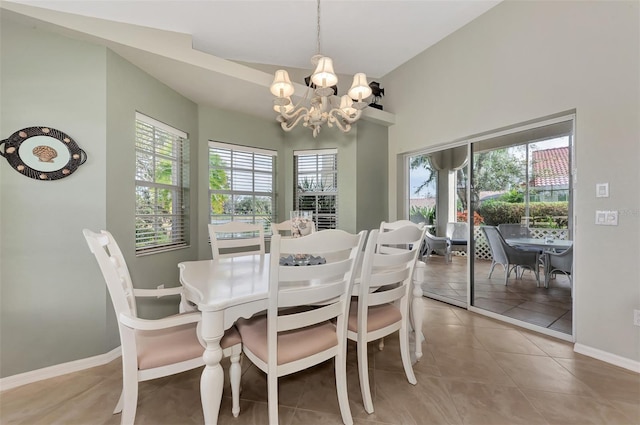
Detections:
[178, 253, 426, 425]
[505, 237, 573, 251]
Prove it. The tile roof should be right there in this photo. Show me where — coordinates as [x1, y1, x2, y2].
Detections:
[531, 147, 569, 187]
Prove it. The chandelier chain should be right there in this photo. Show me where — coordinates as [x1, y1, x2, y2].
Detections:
[316, 0, 321, 55]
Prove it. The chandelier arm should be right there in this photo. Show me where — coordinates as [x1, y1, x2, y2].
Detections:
[278, 105, 308, 122]
[279, 108, 310, 132]
[328, 108, 363, 124]
[326, 113, 352, 133]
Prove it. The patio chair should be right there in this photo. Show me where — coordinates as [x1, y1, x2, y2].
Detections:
[82, 229, 242, 424]
[497, 223, 531, 239]
[481, 226, 541, 286]
[497, 223, 541, 254]
[446, 222, 468, 257]
[545, 244, 573, 293]
[423, 231, 451, 263]
[236, 230, 366, 425]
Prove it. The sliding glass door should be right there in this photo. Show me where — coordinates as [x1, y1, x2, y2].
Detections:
[407, 115, 575, 336]
[470, 117, 574, 336]
[408, 146, 469, 307]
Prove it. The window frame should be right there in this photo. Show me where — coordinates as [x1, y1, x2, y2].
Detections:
[208, 141, 277, 233]
[294, 149, 338, 230]
[134, 112, 189, 255]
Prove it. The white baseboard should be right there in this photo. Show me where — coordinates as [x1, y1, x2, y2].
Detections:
[574, 343, 640, 373]
[0, 346, 122, 392]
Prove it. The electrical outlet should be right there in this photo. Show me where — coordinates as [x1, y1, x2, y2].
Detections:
[606, 211, 618, 226]
[634, 309, 640, 327]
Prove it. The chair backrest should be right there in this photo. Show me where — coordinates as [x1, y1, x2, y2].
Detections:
[379, 220, 423, 232]
[268, 230, 366, 365]
[379, 220, 424, 253]
[356, 226, 426, 306]
[481, 226, 509, 265]
[83, 229, 137, 318]
[271, 219, 316, 236]
[497, 223, 531, 239]
[271, 220, 293, 236]
[549, 244, 573, 273]
[446, 222, 469, 240]
[208, 222, 265, 259]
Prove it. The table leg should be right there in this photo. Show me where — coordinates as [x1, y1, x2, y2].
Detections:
[200, 310, 224, 425]
[411, 262, 426, 361]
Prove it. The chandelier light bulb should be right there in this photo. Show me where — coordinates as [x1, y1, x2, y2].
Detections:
[270, 70, 295, 98]
[348, 73, 372, 101]
[339, 95, 357, 116]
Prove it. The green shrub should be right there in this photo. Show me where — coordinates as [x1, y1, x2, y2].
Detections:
[499, 188, 525, 203]
[410, 205, 436, 224]
[477, 201, 568, 227]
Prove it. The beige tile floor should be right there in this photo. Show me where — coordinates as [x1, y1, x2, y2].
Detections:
[2, 298, 638, 425]
[422, 254, 573, 334]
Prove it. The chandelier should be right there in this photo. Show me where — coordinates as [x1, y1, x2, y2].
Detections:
[270, 0, 373, 138]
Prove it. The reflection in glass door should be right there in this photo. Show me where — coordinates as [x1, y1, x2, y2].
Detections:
[409, 148, 469, 307]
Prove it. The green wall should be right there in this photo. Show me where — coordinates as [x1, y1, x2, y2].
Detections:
[1, 17, 109, 377]
[356, 120, 389, 232]
[105, 51, 199, 322]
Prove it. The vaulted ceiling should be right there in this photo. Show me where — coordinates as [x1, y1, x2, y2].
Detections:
[2, 1, 501, 120]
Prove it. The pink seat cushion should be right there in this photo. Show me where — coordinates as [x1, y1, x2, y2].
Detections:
[136, 323, 241, 370]
[347, 301, 402, 333]
[236, 316, 337, 365]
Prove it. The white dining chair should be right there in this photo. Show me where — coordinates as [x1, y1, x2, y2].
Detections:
[382, 219, 449, 263]
[270, 219, 316, 236]
[270, 219, 293, 236]
[236, 229, 366, 425]
[347, 224, 426, 414]
[82, 229, 243, 423]
[208, 221, 265, 259]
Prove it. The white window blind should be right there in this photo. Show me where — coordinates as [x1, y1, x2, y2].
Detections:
[294, 149, 338, 230]
[135, 113, 189, 254]
[209, 142, 276, 233]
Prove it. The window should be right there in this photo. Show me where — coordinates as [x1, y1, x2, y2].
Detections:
[408, 154, 438, 229]
[294, 149, 338, 230]
[208, 142, 276, 232]
[135, 112, 189, 254]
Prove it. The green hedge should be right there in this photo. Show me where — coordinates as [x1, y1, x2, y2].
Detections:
[477, 201, 569, 228]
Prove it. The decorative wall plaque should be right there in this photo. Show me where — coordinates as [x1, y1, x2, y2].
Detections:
[0, 127, 87, 180]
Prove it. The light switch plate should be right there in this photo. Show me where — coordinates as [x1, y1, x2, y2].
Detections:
[595, 210, 618, 225]
[596, 183, 609, 198]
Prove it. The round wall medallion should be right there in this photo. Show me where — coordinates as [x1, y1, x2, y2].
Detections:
[0, 127, 87, 181]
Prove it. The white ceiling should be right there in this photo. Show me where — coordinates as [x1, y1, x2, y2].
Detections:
[3, 0, 501, 120]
